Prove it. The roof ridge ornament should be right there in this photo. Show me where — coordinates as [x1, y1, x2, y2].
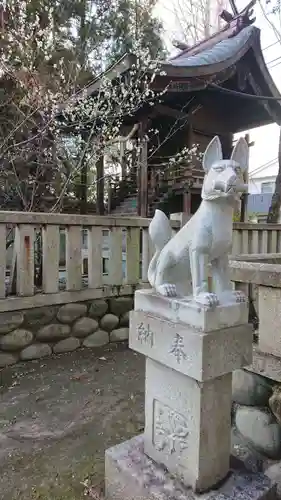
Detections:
[172, 0, 256, 61]
[220, 0, 256, 28]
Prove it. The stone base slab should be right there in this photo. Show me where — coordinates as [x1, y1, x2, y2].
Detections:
[134, 289, 248, 332]
[130, 310, 252, 381]
[105, 435, 276, 500]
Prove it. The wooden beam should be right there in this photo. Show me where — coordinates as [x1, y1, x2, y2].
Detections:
[154, 104, 189, 121]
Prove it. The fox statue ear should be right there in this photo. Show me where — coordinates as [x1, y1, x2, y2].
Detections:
[231, 137, 249, 172]
[203, 136, 223, 172]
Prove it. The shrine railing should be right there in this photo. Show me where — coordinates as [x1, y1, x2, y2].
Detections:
[0, 212, 180, 311]
[232, 223, 281, 255]
[0, 211, 281, 312]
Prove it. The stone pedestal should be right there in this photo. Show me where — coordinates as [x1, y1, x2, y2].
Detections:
[105, 435, 276, 500]
[105, 289, 275, 499]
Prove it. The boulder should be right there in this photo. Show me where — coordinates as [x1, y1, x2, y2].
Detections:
[100, 314, 119, 332]
[264, 462, 281, 498]
[37, 323, 70, 342]
[72, 317, 99, 338]
[269, 385, 281, 425]
[232, 369, 272, 407]
[20, 344, 52, 361]
[0, 352, 19, 367]
[88, 299, 108, 319]
[0, 312, 24, 335]
[0, 329, 33, 351]
[119, 311, 130, 327]
[24, 306, 58, 328]
[83, 330, 109, 348]
[109, 297, 133, 316]
[235, 406, 281, 459]
[57, 303, 87, 324]
[110, 328, 129, 342]
[53, 337, 80, 354]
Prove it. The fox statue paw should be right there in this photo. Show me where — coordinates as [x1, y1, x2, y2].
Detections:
[219, 290, 247, 304]
[195, 292, 219, 308]
[232, 290, 246, 303]
[156, 283, 177, 297]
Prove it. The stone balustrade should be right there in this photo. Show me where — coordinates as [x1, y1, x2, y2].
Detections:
[1, 211, 281, 370]
[0, 211, 169, 366]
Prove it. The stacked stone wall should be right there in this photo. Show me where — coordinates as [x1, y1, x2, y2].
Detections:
[232, 369, 281, 461]
[0, 296, 133, 367]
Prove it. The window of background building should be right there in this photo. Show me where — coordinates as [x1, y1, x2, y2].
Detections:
[261, 181, 275, 194]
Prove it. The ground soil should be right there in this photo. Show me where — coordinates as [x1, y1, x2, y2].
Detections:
[0, 343, 144, 500]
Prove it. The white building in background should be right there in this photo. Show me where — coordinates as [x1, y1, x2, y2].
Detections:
[248, 159, 278, 195]
[247, 159, 279, 222]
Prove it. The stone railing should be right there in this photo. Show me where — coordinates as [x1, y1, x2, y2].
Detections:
[0, 210, 280, 372]
[229, 253, 281, 348]
[0, 211, 181, 309]
[1, 212, 281, 309]
[0, 211, 180, 366]
[232, 223, 281, 254]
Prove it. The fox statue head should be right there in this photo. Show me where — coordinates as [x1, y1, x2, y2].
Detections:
[202, 136, 249, 203]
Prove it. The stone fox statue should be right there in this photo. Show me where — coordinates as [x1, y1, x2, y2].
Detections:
[148, 135, 249, 307]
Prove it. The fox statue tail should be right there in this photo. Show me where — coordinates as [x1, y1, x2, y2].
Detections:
[147, 209, 172, 287]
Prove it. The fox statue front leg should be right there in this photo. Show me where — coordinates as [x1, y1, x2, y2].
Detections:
[190, 249, 219, 307]
[211, 254, 246, 304]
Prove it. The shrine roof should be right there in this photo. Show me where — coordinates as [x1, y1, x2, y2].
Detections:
[73, 13, 281, 129]
[166, 25, 255, 71]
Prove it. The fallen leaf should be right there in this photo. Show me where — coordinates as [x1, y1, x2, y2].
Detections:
[71, 373, 88, 381]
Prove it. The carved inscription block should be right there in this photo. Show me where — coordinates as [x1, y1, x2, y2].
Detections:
[129, 310, 252, 382]
[137, 322, 154, 347]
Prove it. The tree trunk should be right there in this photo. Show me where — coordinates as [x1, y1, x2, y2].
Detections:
[267, 127, 281, 223]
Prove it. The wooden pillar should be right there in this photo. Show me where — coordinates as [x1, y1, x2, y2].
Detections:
[183, 191, 191, 215]
[80, 130, 89, 214]
[107, 178, 112, 214]
[240, 133, 251, 222]
[138, 139, 148, 217]
[96, 155, 104, 215]
[220, 133, 233, 159]
[120, 141, 127, 180]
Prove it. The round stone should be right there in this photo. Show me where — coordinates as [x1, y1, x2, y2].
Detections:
[119, 311, 130, 327]
[232, 369, 273, 407]
[24, 306, 58, 328]
[0, 329, 33, 351]
[88, 299, 108, 319]
[0, 312, 24, 335]
[20, 344, 52, 361]
[36, 323, 71, 342]
[72, 317, 99, 338]
[100, 314, 119, 332]
[0, 352, 19, 367]
[235, 406, 281, 459]
[57, 303, 87, 324]
[110, 328, 129, 342]
[264, 462, 281, 498]
[83, 330, 109, 348]
[269, 386, 281, 425]
[109, 297, 133, 316]
[53, 337, 80, 354]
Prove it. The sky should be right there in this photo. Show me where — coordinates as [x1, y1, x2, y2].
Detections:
[154, 0, 281, 175]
